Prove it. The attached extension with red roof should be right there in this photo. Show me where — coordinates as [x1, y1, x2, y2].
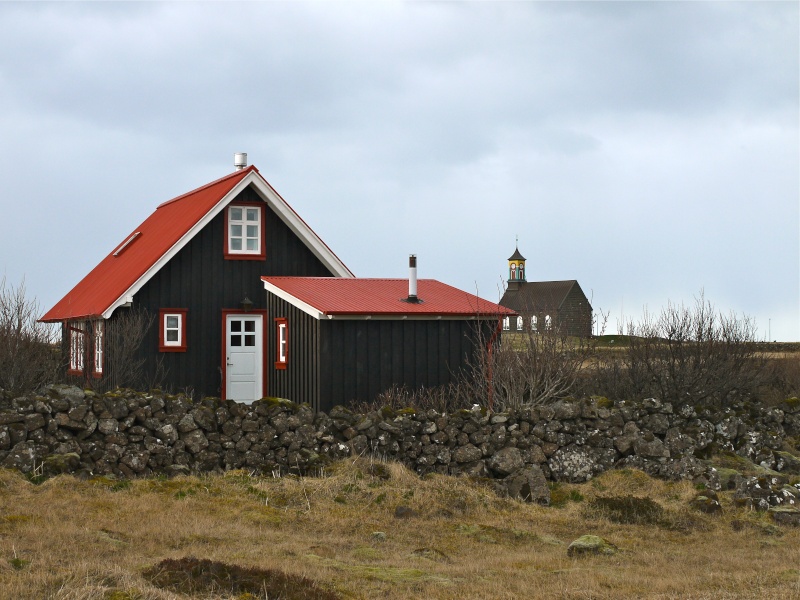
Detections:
[262, 277, 515, 319]
[41, 166, 353, 323]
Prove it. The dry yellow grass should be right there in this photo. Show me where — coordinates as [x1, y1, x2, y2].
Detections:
[0, 460, 798, 599]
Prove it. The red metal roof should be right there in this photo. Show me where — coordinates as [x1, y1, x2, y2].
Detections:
[262, 277, 515, 317]
[42, 167, 256, 322]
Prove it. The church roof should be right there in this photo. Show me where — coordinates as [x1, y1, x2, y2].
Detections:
[500, 280, 590, 313]
[508, 247, 526, 261]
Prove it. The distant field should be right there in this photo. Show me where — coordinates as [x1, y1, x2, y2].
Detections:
[591, 335, 800, 353]
[0, 460, 798, 599]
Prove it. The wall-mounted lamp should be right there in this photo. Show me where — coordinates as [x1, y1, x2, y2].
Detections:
[240, 296, 254, 312]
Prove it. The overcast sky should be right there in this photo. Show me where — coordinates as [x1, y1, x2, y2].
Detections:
[1, 1, 797, 340]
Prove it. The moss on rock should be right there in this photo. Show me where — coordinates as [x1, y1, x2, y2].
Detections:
[566, 535, 619, 557]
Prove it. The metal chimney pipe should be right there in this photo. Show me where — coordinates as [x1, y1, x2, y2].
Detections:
[234, 152, 248, 170]
[408, 254, 418, 302]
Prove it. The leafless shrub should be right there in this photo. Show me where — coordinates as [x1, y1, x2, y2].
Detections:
[751, 355, 800, 405]
[463, 319, 596, 411]
[103, 307, 166, 390]
[0, 277, 61, 395]
[351, 383, 467, 414]
[593, 292, 767, 408]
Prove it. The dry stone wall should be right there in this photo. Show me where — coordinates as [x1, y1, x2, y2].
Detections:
[1, 385, 799, 503]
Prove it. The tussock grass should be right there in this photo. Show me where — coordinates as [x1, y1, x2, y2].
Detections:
[0, 459, 798, 599]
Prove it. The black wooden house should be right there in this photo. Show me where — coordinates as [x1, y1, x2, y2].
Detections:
[41, 159, 513, 407]
[41, 162, 352, 400]
[262, 276, 514, 412]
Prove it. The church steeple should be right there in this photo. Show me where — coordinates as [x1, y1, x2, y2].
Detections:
[507, 239, 526, 289]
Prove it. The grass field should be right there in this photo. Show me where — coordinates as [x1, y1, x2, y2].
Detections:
[0, 459, 798, 599]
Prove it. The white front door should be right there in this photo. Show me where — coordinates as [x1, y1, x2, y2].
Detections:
[225, 314, 263, 403]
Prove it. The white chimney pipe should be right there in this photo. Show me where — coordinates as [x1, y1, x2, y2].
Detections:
[408, 254, 418, 301]
[234, 152, 248, 170]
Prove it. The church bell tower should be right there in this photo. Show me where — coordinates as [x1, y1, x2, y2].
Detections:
[507, 243, 526, 291]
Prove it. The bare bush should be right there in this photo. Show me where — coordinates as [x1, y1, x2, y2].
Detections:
[600, 292, 766, 408]
[0, 278, 61, 395]
[758, 356, 800, 405]
[463, 320, 596, 411]
[104, 307, 166, 390]
[351, 384, 467, 414]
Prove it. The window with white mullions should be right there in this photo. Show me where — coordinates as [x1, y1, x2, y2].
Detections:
[228, 205, 261, 255]
[278, 322, 287, 361]
[165, 314, 181, 345]
[68, 322, 85, 373]
[275, 317, 288, 369]
[159, 309, 187, 352]
[94, 321, 104, 375]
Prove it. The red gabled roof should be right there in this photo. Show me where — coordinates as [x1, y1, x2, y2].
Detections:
[42, 165, 353, 322]
[262, 277, 515, 318]
[42, 167, 255, 322]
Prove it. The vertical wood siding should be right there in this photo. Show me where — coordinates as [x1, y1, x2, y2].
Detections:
[265, 294, 320, 410]
[317, 318, 492, 412]
[125, 185, 335, 398]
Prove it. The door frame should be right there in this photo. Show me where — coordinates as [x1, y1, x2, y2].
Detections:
[220, 309, 268, 401]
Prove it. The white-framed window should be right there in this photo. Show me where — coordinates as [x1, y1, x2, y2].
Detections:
[165, 314, 181, 345]
[160, 309, 187, 352]
[516, 316, 524, 331]
[68, 321, 85, 373]
[502, 316, 510, 331]
[545, 314, 552, 330]
[93, 321, 104, 376]
[531, 315, 538, 331]
[275, 318, 288, 369]
[227, 205, 262, 255]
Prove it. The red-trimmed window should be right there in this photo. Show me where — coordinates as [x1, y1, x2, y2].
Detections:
[224, 204, 265, 260]
[275, 318, 288, 369]
[67, 321, 86, 375]
[93, 321, 104, 377]
[159, 309, 188, 352]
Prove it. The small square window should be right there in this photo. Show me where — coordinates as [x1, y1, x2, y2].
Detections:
[225, 204, 265, 260]
[159, 309, 188, 352]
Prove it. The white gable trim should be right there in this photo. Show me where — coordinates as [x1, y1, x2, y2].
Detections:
[263, 280, 325, 320]
[102, 171, 353, 319]
[248, 175, 354, 279]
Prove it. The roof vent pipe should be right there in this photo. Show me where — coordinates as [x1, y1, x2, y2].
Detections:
[408, 254, 418, 302]
[234, 152, 248, 170]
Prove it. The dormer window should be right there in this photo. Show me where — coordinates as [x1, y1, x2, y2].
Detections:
[225, 204, 265, 260]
